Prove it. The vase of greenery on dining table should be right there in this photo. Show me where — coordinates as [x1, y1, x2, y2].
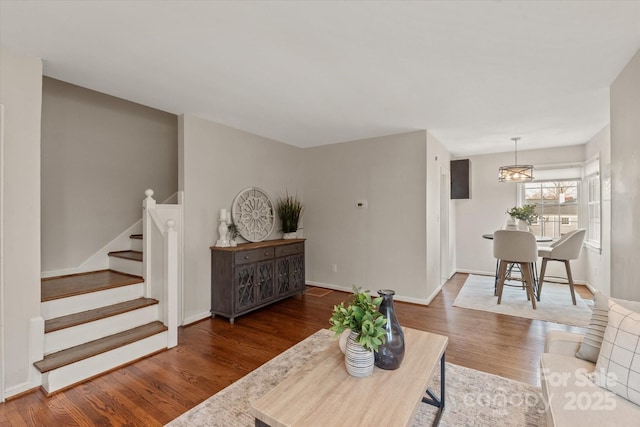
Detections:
[506, 204, 538, 231]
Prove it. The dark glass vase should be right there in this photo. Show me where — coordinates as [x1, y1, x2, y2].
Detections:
[374, 289, 405, 370]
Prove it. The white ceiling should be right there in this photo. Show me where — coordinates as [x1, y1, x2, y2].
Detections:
[1, 1, 639, 156]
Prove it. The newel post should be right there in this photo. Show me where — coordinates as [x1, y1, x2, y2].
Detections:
[165, 219, 178, 348]
[142, 189, 155, 288]
[143, 188, 156, 210]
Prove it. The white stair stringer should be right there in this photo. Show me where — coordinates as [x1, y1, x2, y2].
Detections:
[42, 282, 144, 320]
[109, 256, 143, 276]
[41, 331, 167, 394]
[44, 305, 159, 355]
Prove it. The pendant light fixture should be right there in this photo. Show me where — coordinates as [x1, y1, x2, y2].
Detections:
[498, 137, 533, 182]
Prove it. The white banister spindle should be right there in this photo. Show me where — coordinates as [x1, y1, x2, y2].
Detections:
[165, 219, 178, 348]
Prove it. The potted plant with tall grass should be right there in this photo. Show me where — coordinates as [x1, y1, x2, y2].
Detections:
[276, 192, 303, 239]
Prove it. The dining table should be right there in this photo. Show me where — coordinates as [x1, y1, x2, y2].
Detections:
[482, 233, 553, 242]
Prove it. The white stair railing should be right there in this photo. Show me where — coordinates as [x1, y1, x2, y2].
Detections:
[142, 189, 183, 348]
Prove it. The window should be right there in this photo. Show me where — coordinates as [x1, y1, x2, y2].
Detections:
[521, 180, 580, 239]
[584, 156, 601, 250]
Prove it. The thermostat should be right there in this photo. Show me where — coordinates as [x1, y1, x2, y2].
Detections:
[355, 200, 368, 209]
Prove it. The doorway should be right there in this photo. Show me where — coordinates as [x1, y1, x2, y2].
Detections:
[440, 168, 450, 285]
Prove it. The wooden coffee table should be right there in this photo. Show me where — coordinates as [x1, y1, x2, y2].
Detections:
[251, 327, 448, 427]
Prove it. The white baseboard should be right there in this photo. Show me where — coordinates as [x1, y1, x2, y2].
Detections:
[422, 283, 444, 305]
[182, 311, 211, 326]
[4, 380, 37, 400]
[305, 280, 351, 294]
[40, 266, 87, 279]
[305, 281, 435, 306]
[583, 281, 597, 294]
[455, 268, 495, 276]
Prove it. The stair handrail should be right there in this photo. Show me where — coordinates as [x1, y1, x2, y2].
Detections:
[142, 189, 182, 348]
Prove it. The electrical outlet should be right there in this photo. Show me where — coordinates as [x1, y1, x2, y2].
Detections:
[332, 264, 338, 273]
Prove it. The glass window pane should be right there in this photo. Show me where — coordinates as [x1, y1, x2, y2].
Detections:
[522, 179, 580, 239]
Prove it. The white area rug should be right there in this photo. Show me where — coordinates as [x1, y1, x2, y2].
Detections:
[453, 274, 591, 327]
[167, 329, 546, 427]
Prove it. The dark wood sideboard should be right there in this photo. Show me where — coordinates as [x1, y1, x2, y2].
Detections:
[210, 239, 305, 323]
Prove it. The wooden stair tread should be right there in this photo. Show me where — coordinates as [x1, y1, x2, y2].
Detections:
[108, 250, 143, 262]
[45, 298, 159, 333]
[34, 322, 167, 373]
[130, 234, 142, 240]
[41, 270, 143, 302]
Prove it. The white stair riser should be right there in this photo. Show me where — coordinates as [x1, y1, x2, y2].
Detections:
[42, 283, 144, 320]
[109, 257, 143, 276]
[131, 239, 143, 252]
[41, 331, 167, 394]
[44, 305, 159, 355]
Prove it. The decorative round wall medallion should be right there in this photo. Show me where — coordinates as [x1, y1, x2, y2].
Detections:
[231, 187, 275, 242]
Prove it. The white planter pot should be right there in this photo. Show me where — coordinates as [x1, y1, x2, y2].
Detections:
[344, 331, 374, 377]
[283, 232, 298, 239]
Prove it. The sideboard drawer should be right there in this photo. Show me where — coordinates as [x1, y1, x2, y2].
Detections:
[275, 243, 304, 257]
[235, 248, 274, 265]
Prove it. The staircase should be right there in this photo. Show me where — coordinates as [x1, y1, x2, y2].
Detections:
[107, 249, 143, 276]
[35, 232, 169, 394]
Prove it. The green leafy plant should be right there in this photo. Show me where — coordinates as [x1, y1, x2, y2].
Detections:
[329, 286, 387, 352]
[227, 223, 238, 240]
[276, 191, 303, 233]
[506, 204, 539, 224]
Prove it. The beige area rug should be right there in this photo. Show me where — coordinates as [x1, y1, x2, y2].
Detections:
[167, 329, 546, 427]
[453, 274, 591, 327]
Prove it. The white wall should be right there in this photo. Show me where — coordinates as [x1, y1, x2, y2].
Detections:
[455, 144, 587, 278]
[179, 114, 303, 324]
[426, 132, 453, 291]
[0, 47, 43, 398]
[584, 125, 611, 295]
[41, 77, 178, 274]
[302, 131, 433, 302]
[610, 48, 640, 301]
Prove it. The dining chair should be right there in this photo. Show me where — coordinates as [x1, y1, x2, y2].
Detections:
[493, 229, 538, 309]
[537, 229, 586, 305]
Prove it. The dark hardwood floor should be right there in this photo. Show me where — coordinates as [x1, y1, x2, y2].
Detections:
[0, 273, 590, 426]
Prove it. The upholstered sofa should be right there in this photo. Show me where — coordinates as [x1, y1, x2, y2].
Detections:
[540, 293, 640, 426]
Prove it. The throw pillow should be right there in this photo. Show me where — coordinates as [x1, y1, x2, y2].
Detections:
[576, 292, 640, 362]
[576, 291, 609, 362]
[592, 301, 640, 405]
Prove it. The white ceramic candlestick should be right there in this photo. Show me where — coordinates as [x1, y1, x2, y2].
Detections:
[215, 209, 230, 247]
